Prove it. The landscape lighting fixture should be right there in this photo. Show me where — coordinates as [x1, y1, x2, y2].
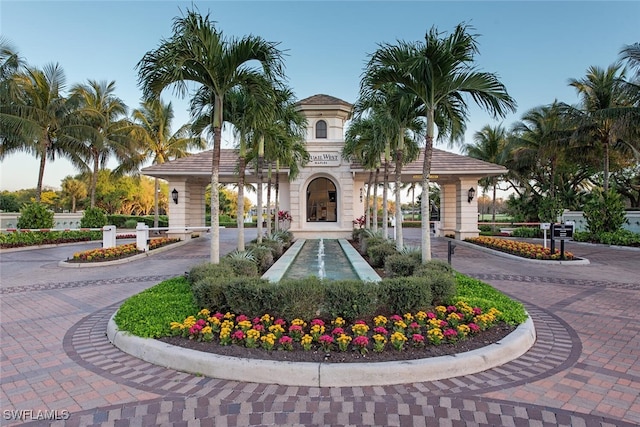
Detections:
[359, 187, 363, 202]
[171, 188, 179, 204]
[467, 187, 476, 203]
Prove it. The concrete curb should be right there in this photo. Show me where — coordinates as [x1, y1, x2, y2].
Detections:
[107, 313, 535, 387]
[57, 240, 189, 268]
[455, 239, 591, 265]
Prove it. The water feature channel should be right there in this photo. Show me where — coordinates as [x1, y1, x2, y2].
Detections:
[281, 239, 360, 281]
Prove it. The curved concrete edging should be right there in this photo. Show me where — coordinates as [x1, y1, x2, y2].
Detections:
[107, 313, 536, 387]
[57, 240, 189, 268]
[455, 239, 591, 265]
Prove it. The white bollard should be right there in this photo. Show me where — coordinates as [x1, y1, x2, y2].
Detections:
[102, 225, 116, 248]
[136, 222, 149, 252]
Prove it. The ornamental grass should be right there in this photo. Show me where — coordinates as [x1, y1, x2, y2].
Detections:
[169, 301, 501, 354]
[465, 236, 575, 260]
[71, 237, 180, 262]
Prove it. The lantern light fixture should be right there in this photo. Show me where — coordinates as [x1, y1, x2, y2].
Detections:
[171, 188, 179, 204]
[467, 187, 476, 203]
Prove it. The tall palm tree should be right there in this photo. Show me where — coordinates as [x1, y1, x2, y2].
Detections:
[568, 63, 639, 192]
[343, 115, 385, 230]
[464, 125, 509, 226]
[61, 176, 87, 212]
[137, 9, 285, 263]
[0, 63, 87, 201]
[132, 98, 204, 229]
[363, 23, 516, 261]
[71, 79, 136, 207]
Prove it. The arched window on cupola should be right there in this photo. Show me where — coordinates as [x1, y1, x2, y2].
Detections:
[315, 120, 327, 139]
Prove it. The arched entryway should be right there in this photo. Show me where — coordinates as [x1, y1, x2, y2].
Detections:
[306, 177, 337, 222]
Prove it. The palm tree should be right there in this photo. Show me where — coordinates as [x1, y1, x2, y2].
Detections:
[132, 98, 204, 229]
[71, 79, 137, 207]
[0, 63, 87, 202]
[568, 64, 639, 192]
[61, 176, 87, 212]
[363, 23, 516, 261]
[464, 125, 509, 226]
[137, 9, 285, 263]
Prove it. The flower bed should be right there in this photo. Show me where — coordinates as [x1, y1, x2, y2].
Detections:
[69, 237, 180, 262]
[465, 236, 575, 260]
[169, 301, 501, 355]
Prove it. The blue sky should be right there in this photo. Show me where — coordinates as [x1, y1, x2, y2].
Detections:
[1, 1, 638, 191]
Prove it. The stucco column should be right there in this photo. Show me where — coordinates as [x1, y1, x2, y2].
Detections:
[455, 179, 480, 240]
[166, 179, 191, 242]
[439, 182, 457, 238]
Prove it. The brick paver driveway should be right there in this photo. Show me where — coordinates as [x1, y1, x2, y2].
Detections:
[1, 229, 639, 426]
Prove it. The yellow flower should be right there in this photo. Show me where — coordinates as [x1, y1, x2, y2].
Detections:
[237, 320, 253, 331]
[372, 334, 387, 344]
[220, 327, 232, 339]
[336, 334, 352, 345]
[246, 328, 261, 340]
[202, 326, 212, 335]
[260, 333, 276, 345]
[170, 322, 184, 330]
[223, 312, 235, 320]
[198, 308, 210, 317]
[291, 318, 307, 327]
[373, 315, 388, 326]
[435, 306, 447, 315]
[403, 313, 414, 322]
[351, 323, 369, 336]
[390, 332, 407, 342]
[332, 317, 346, 327]
[415, 311, 428, 322]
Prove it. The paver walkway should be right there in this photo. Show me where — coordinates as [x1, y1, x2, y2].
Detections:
[1, 229, 639, 426]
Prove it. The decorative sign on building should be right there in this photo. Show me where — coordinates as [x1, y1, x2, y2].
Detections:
[309, 152, 341, 166]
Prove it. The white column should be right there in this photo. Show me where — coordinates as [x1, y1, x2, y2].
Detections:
[455, 179, 480, 240]
[440, 182, 457, 238]
[166, 179, 190, 241]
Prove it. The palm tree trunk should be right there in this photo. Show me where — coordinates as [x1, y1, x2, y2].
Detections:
[373, 167, 379, 232]
[491, 182, 497, 225]
[154, 177, 159, 230]
[90, 151, 99, 208]
[210, 95, 223, 264]
[421, 110, 435, 263]
[366, 172, 373, 229]
[266, 163, 272, 236]
[274, 160, 280, 233]
[382, 161, 389, 239]
[395, 148, 404, 250]
[237, 154, 246, 251]
[257, 136, 264, 244]
[603, 139, 610, 192]
[36, 152, 46, 203]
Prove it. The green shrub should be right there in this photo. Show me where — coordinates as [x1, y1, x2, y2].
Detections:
[187, 262, 236, 286]
[478, 224, 492, 232]
[384, 253, 419, 277]
[511, 227, 541, 238]
[123, 219, 139, 229]
[114, 277, 196, 338]
[246, 244, 274, 273]
[367, 241, 398, 268]
[271, 277, 325, 320]
[322, 280, 379, 321]
[378, 277, 432, 313]
[584, 189, 627, 234]
[191, 276, 230, 311]
[222, 277, 279, 318]
[261, 238, 284, 258]
[455, 273, 527, 325]
[16, 203, 54, 229]
[414, 259, 454, 276]
[413, 266, 456, 304]
[80, 207, 108, 228]
[221, 257, 259, 277]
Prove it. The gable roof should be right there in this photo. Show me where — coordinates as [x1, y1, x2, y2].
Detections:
[142, 148, 507, 182]
[296, 94, 352, 108]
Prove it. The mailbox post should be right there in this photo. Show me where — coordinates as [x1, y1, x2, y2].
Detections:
[550, 223, 574, 260]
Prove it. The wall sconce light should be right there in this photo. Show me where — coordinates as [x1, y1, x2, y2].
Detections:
[359, 187, 363, 203]
[467, 187, 476, 203]
[171, 188, 179, 204]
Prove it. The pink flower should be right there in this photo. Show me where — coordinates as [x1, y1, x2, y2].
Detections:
[447, 305, 457, 313]
[289, 324, 303, 333]
[468, 323, 480, 333]
[279, 336, 293, 345]
[253, 317, 261, 325]
[236, 314, 249, 323]
[311, 319, 325, 327]
[473, 307, 482, 315]
[213, 312, 224, 320]
[253, 324, 265, 332]
[443, 329, 458, 338]
[318, 335, 334, 344]
[440, 320, 448, 327]
[353, 336, 369, 347]
[274, 318, 286, 326]
[389, 314, 403, 322]
[196, 319, 206, 327]
[232, 330, 246, 340]
[373, 326, 388, 335]
[412, 334, 425, 343]
[427, 312, 436, 319]
[331, 327, 345, 336]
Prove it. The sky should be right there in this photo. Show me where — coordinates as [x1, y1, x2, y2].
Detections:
[1, 0, 638, 193]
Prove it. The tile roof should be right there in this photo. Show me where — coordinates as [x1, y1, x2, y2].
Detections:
[296, 94, 353, 107]
[142, 148, 507, 181]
